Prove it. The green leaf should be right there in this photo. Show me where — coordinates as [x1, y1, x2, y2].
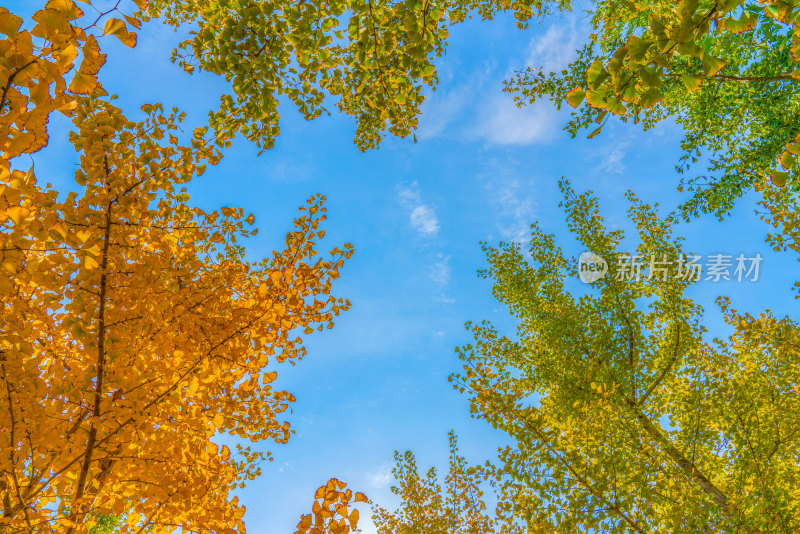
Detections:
[566, 87, 585, 108]
[779, 151, 796, 170]
[722, 11, 758, 33]
[701, 54, 726, 76]
[585, 89, 607, 108]
[720, 0, 744, 11]
[586, 60, 609, 89]
[627, 35, 650, 61]
[607, 98, 627, 115]
[639, 88, 663, 107]
[678, 41, 704, 57]
[650, 17, 671, 51]
[638, 66, 662, 88]
[594, 109, 608, 123]
[681, 74, 702, 92]
[771, 170, 789, 186]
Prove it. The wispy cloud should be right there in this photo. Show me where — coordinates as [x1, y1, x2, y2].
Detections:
[366, 464, 393, 489]
[525, 18, 581, 74]
[464, 18, 583, 146]
[417, 85, 472, 140]
[410, 205, 440, 237]
[417, 56, 560, 147]
[466, 17, 584, 146]
[430, 253, 451, 287]
[479, 159, 538, 247]
[398, 182, 440, 238]
[396, 183, 454, 301]
[495, 179, 537, 246]
[416, 61, 493, 141]
[262, 159, 314, 182]
[598, 141, 630, 175]
[475, 94, 557, 146]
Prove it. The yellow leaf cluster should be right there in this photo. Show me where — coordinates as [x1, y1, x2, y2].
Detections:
[295, 478, 367, 534]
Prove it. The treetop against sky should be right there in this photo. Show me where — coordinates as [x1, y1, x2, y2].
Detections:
[1, 0, 798, 532]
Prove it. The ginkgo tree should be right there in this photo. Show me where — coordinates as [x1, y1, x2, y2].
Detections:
[0, 1, 365, 531]
[290, 434, 527, 534]
[0, 0, 545, 156]
[0, 91, 353, 532]
[450, 182, 800, 532]
[370, 432, 527, 534]
[294, 478, 368, 534]
[139, 0, 549, 151]
[2, 0, 552, 156]
[0, 0, 117, 160]
[505, 0, 800, 283]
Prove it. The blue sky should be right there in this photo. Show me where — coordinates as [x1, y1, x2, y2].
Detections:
[10, 1, 799, 532]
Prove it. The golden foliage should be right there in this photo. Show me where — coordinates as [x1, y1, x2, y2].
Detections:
[0, 92, 353, 532]
[295, 478, 366, 534]
[1, 3, 358, 531]
[371, 433, 527, 534]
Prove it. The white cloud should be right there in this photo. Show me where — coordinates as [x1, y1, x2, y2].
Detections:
[478, 160, 538, 247]
[415, 44, 568, 146]
[263, 159, 314, 182]
[598, 141, 630, 175]
[398, 182, 440, 238]
[413, 20, 584, 145]
[430, 253, 451, 287]
[366, 464, 393, 489]
[416, 61, 494, 141]
[476, 94, 557, 146]
[410, 205, 440, 237]
[465, 17, 582, 147]
[525, 19, 580, 74]
[495, 179, 537, 245]
[417, 85, 472, 140]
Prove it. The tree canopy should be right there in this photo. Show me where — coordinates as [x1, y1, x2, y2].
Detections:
[505, 0, 800, 280]
[1, 1, 355, 531]
[2, 0, 799, 532]
[450, 182, 800, 532]
[0, 92, 353, 532]
[370, 432, 523, 534]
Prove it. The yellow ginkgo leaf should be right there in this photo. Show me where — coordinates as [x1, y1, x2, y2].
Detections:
[68, 72, 97, 95]
[0, 8, 23, 36]
[75, 229, 90, 243]
[116, 30, 137, 48]
[188, 376, 199, 394]
[79, 35, 106, 75]
[102, 17, 125, 36]
[84, 255, 99, 269]
[213, 413, 224, 428]
[4, 206, 30, 225]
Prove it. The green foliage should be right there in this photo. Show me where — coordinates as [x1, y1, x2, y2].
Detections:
[504, 0, 800, 268]
[87, 512, 125, 534]
[451, 181, 800, 532]
[140, 0, 571, 152]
